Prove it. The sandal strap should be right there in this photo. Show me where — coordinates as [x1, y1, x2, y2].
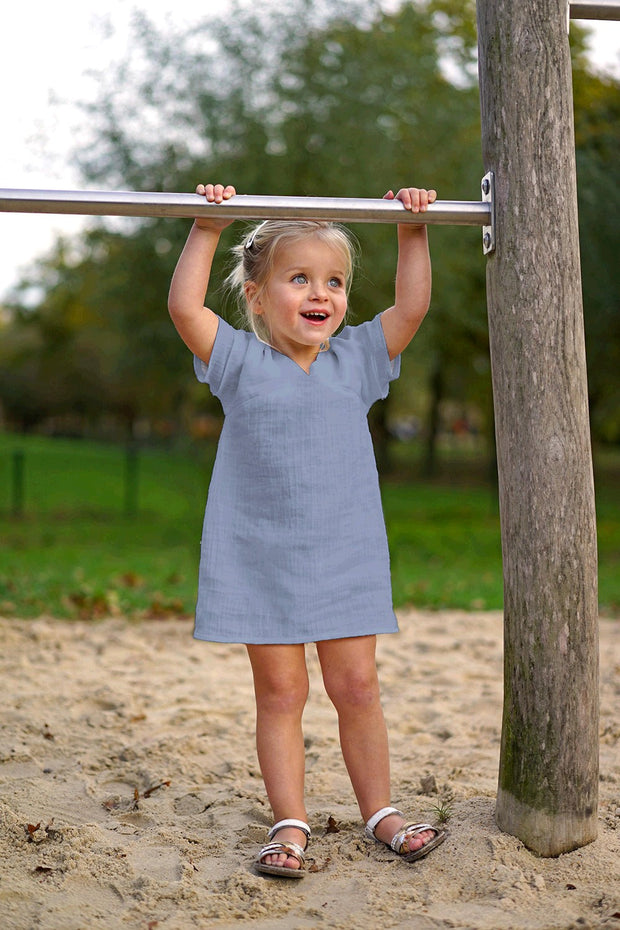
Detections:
[365, 806, 404, 840]
[258, 841, 307, 866]
[390, 822, 437, 853]
[268, 819, 311, 841]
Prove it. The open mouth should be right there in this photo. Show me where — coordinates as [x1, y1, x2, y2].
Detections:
[301, 311, 328, 322]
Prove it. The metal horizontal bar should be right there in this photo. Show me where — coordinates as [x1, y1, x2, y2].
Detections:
[570, 0, 620, 19]
[0, 188, 490, 227]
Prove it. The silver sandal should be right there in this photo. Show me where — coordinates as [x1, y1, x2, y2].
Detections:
[255, 818, 311, 879]
[365, 806, 446, 863]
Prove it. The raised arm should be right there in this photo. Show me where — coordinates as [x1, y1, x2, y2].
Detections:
[380, 187, 436, 360]
[168, 183, 236, 363]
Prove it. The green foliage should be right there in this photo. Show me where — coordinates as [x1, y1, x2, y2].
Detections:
[0, 0, 488, 455]
[429, 800, 454, 825]
[0, 0, 617, 456]
[572, 52, 620, 442]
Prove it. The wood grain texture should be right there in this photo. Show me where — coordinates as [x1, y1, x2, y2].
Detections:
[477, 0, 599, 855]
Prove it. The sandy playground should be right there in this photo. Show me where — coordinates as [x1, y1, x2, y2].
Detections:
[0, 609, 618, 930]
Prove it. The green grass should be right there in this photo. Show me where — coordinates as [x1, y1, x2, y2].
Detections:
[383, 480, 504, 610]
[0, 433, 618, 619]
[0, 435, 211, 619]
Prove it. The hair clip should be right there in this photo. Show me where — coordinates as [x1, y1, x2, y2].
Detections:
[244, 220, 268, 251]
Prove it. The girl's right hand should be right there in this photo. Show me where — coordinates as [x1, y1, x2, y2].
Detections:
[194, 183, 237, 231]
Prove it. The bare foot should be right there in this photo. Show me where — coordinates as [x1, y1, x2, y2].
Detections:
[373, 813, 437, 855]
[260, 826, 308, 871]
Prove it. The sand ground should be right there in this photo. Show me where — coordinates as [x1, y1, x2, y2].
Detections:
[0, 609, 618, 930]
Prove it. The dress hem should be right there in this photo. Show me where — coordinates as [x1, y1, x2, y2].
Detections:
[192, 625, 399, 646]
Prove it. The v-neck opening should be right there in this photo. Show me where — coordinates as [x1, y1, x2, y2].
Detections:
[269, 344, 326, 376]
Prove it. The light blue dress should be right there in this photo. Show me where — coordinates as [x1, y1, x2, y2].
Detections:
[192, 313, 401, 644]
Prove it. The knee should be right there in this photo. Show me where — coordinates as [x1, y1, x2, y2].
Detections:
[323, 668, 381, 713]
[255, 672, 309, 717]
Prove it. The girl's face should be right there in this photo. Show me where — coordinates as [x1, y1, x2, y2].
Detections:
[246, 236, 348, 369]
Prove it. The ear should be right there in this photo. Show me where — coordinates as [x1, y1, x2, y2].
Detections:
[244, 280, 263, 315]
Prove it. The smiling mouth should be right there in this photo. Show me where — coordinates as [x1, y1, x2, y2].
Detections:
[301, 311, 328, 322]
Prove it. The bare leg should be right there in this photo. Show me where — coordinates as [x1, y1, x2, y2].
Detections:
[316, 635, 435, 854]
[246, 643, 309, 870]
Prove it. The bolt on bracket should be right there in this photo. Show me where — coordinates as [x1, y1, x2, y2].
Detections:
[481, 171, 495, 255]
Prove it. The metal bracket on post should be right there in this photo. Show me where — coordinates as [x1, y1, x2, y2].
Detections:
[481, 171, 496, 255]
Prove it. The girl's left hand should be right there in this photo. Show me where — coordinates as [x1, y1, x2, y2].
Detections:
[384, 187, 437, 221]
[195, 183, 237, 231]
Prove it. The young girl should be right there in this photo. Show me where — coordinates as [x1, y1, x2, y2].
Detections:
[168, 182, 446, 878]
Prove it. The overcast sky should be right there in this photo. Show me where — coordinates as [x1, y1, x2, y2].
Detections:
[1, 2, 618, 299]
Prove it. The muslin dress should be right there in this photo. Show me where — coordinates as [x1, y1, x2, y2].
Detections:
[192, 312, 401, 644]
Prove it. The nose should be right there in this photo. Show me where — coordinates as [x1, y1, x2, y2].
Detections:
[309, 280, 328, 301]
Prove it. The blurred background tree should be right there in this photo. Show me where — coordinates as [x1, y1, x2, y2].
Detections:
[0, 0, 617, 470]
[572, 40, 620, 445]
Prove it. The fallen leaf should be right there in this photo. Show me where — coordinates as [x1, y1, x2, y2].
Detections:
[309, 856, 331, 873]
[119, 572, 144, 589]
[143, 781, 171, 799]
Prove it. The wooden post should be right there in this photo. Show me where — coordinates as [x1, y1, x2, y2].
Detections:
[477, 0, 599, 855]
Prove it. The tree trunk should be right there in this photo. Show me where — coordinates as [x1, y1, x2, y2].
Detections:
[423, 356, 444, 479]
[477, 0, 599, 856]
[370, 397, 392, 476]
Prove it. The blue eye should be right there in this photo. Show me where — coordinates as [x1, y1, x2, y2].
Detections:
[329, 277, 343, 288]
[292, 273, 307, 284]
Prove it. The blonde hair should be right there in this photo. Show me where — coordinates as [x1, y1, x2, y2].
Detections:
[226, 220, 357, 344]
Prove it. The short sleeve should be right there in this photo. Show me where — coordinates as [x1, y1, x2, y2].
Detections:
[193, 317, 253, 408]
[333, 313, 401, 409]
